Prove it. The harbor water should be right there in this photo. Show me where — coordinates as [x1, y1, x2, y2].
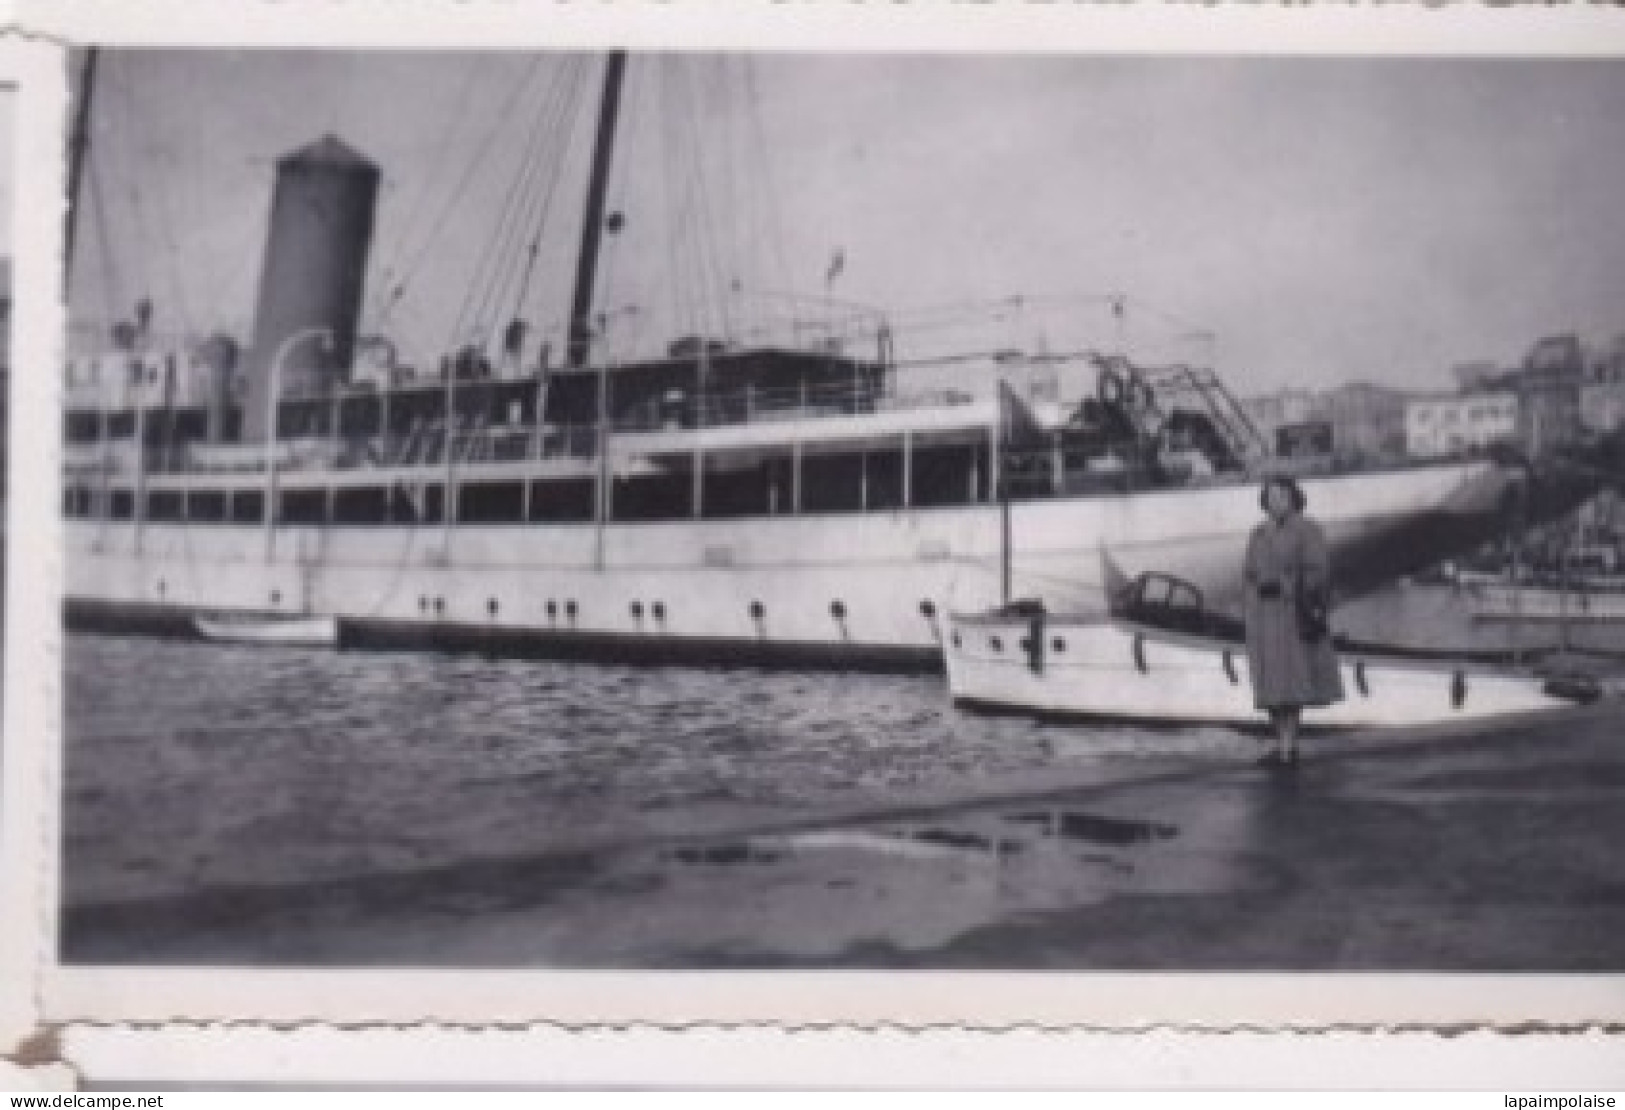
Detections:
[61, 582, 1625, 967]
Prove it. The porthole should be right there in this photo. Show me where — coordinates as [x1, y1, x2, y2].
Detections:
[434, 597, 445, 614]
[630, 601, 644, 619]
[652, 601, 666, 621]
[487, 598, 499, 616]
[1051, 637, 1066, 653]
[950, 632, 962, 648]
[546, 600, 558, 618]
[829, 600, 847, 620]
[565, 600, 578, 619]
[749, 600, 765, 621]
[989, 636, 1003, 652]
[1018, 638, 1032, 652]
[919, 599, 937, 619]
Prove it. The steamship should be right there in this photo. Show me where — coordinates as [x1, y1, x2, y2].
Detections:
[61, 53, 1596, 668]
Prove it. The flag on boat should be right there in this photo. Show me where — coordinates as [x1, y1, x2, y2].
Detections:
[825, 248, 845, 286]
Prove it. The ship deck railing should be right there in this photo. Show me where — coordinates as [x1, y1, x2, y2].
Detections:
[117, 423, 604, 478]
[78, 381, 993, 478]
[606, 380, 980, 434]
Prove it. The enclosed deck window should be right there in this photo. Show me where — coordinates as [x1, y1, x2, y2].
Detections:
[369, 482, 445, 524]
[278, 489, 328, 525]
[109, 489, 135, 520]
[186, 490, 227, 523]
[528, 478, 595, 523]
[338, 395, 383, 438]
[800, 451, 863, 514]
[231, 490, 265, 524]
[702, 453, 793, 519]
[146, 490, 183, 522]
[277, 400, 332, 440]
[458, 481, 526, 524]
[334, 486, 390, 525]
[864, 449, 904, 511]
[614, 455, 695, 522]
[910, 442, 988, 507]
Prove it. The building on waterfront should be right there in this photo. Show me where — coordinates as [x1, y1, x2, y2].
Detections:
[1238, 387, 1325, 459]
[1586, 334, 1625, 386]
[1238, 388, 1316, 439]
[1497, 334, 1586, 454]
[1318, 381, 1409, 465]
[1579, 380, 1625, 437]
[1404, 390, 1519, 459]
[1451, 360, 1503, 394]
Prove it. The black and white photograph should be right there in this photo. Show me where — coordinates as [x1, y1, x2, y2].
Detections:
[50, 43, 1625, 997]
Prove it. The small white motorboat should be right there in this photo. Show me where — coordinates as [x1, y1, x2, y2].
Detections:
[193, 611, 340, 647]
[943, 574, 1598, 730]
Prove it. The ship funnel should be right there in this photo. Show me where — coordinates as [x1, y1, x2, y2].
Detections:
[241, 134, 380, 442]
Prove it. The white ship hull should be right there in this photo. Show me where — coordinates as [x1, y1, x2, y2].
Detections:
[942, 612, 1591, 728]
[67, 461, 1521, 667]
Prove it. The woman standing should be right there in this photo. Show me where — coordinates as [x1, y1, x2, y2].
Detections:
[1244, 476, 1344, 765]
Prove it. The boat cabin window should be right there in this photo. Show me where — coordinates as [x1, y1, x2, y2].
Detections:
[109, 489, 135, 520]
[528, 478, 595, 523]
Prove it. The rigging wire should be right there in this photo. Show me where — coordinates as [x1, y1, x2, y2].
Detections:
[656, 56, 691, 346]
[498, 57, 592, 342]
[105, 60, 194, 343]
[85, 153, 124, 350]
[448, 55, 586, 357]
[666, 58, 732, 344]
[741, 57, 795, 309]
[362, 59, 489, 332]
[590, 53, 652, 363]
[378, 59, 553, 340]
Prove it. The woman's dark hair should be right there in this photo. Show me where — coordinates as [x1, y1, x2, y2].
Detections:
[1260, 475, 1307, 513]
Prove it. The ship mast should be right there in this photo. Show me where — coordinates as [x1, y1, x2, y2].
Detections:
[566, 51, 628, 372]
[65, 47, 100, 291]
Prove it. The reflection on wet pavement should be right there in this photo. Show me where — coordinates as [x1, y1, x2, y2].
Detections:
[600, 804, 1207, 960]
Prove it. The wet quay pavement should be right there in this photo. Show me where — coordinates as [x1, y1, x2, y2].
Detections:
[63, 698, 1625, 970]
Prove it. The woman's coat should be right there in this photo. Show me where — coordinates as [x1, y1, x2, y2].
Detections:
[1243, 513, 1345, 709]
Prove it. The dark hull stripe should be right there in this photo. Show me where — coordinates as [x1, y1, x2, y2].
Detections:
[63, 598, 944, 674]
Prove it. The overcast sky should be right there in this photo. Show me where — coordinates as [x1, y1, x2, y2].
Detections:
[68, 51, 1625, 395]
